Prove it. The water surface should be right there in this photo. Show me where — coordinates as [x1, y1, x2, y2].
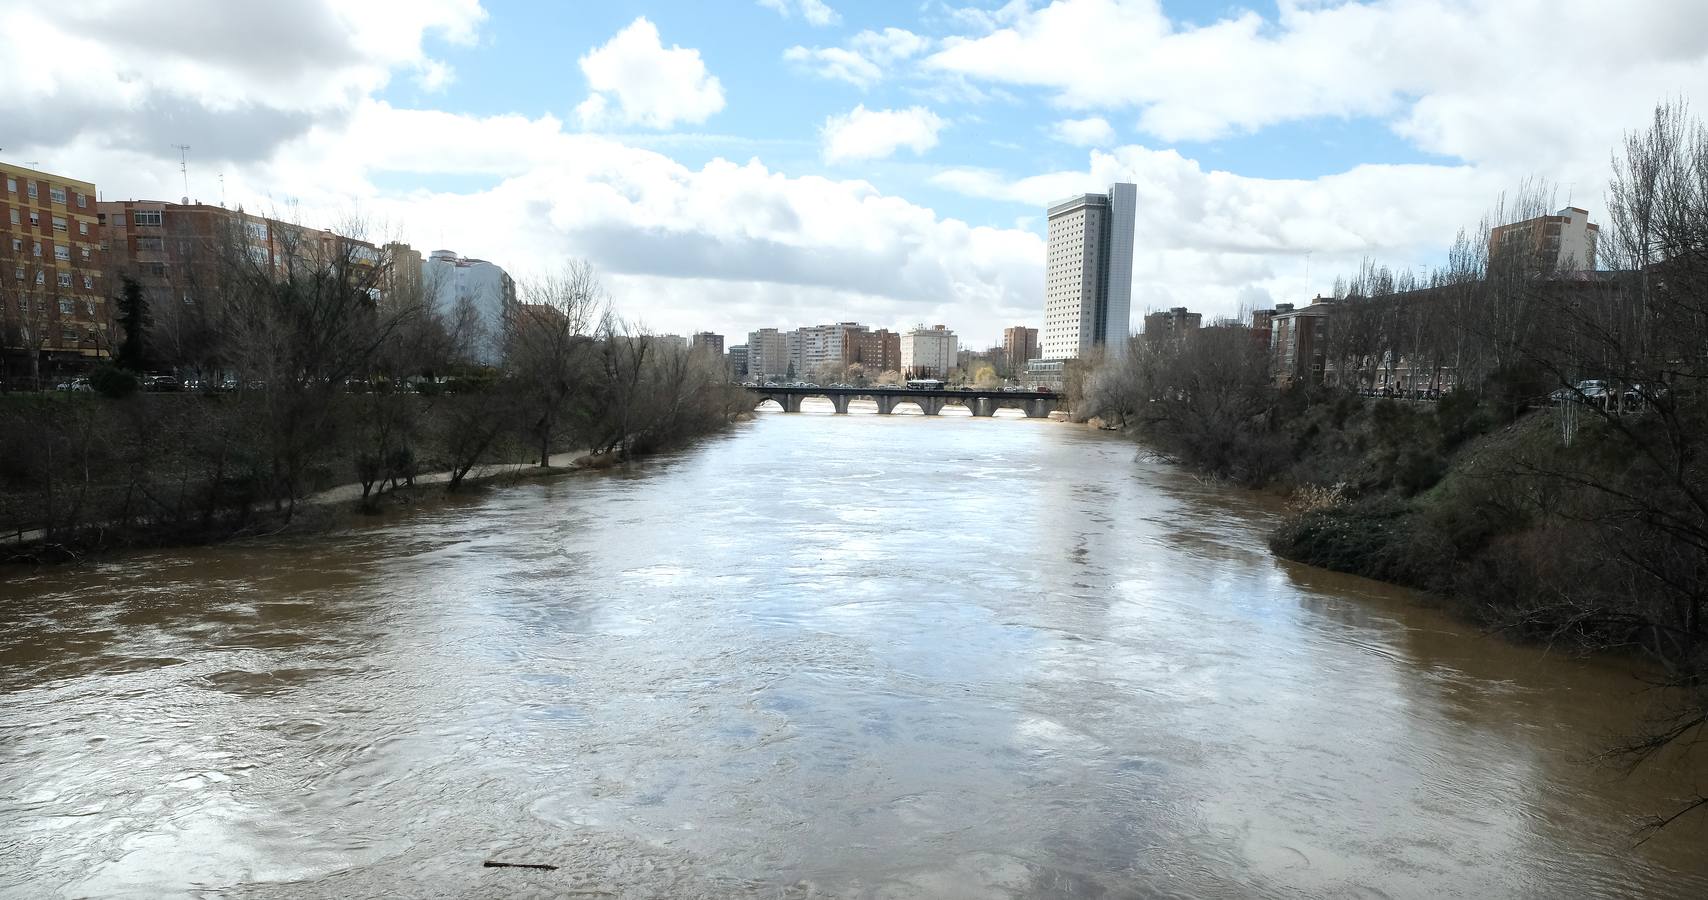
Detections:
[2, 404, 1705, 898]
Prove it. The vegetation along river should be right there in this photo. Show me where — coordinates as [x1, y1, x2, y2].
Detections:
[2, 400, 1705, 898]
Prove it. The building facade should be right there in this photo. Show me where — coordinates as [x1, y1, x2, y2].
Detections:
[422, 249, 515, 365]
[1, 162, 107, 378]
[1142, 306, 1202, 342]
[691, 332, 724, 356]
[900, 324, 957, 379]
[1488, 206, 1599, 271]
[842, 326, 900, 373]
[727, 344, 748, 381]
[1002, 325, 1039, 371]
[1270, 299, 1335, 385]
[1042, 183, 1136, 362]
[746, 327, 789, 379]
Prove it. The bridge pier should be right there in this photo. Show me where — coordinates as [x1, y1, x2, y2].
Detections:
[920, 396, 944, 416]
[973, 397, 997, 417]
[876, 395, 896, 415]
[783, 394, 803, 413]
[831, 394, 850, 415]
[1024, 399, 1050, 418]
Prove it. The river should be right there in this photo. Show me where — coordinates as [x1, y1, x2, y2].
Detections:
[2, 402, 1705, 898]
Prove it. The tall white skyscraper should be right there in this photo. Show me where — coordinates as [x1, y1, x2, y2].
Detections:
[1041, 183, 1136, 362]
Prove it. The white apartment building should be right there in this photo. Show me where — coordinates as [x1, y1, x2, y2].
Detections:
[900, 324, 958, 379]
[788, 322, 863, 377]
[422, 249, 515, 365]
[746, 327, 790, 379]
[1041, 183, 1136, 362]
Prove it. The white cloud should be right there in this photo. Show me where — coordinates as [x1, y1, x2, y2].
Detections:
[576, 17, 726, 130]
[1050, 116, 1115, 147]
[758, 0, 842, 28]
[821, 105, 947, 163]
[0, 0, 485, 161]
[933, 143, 1504, 320]
[926, 0, 1708, 176]
[785, 27, 932, 88]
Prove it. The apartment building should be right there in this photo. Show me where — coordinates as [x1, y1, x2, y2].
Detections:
[746, 327, 789, 379]
[1488, 206, 1599, 271]
[1142, 307, 1202, 342]
[1270, 299, 1335, 385]
[1042, 183, 1136, 362]
[727, 344, 748, 380]
[900, 324, 957, 379]
[0, 162, 108, 376]
[691, 332, 724, 356]
[421, 249, 514, 365]
[1002, 325, 1039, 371]
[842, 326, 900, 373]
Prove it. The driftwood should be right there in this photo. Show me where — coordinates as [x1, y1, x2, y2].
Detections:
[483, 860, 559, 871]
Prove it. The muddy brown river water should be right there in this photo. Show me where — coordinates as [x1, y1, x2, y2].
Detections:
[2, 402, 1706, 898]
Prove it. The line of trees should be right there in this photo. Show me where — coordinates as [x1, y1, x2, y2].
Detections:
[0, 215, 746, 557]
[1085, 101, 1708, 826]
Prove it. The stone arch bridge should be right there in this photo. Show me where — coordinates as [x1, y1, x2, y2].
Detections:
[747, 385, 1062, 418]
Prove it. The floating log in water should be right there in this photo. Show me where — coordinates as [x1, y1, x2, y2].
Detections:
[483, 860, 559, 871]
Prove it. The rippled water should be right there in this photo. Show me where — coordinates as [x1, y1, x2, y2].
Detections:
[3, 402, 1706, 898]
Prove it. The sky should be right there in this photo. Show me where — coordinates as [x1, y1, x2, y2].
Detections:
[5, 0, 1708, 350]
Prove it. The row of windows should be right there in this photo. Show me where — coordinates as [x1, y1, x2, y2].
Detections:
[11, 267, 94, 289]
[7, 237, 94, 262]
[5, 208, 92, 235]
[4, 176, 88, 208]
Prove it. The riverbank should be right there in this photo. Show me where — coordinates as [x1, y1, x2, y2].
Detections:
[0, 385, 748, 565]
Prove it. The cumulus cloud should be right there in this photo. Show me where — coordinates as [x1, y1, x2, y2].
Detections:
[926, 0, 1708, 178]
[0, 0, 484, 162]
[785, 27, 932, 88]
[1050, 116, 1115, 147]
[821, 105, 947, 163]
[758, 0, 841, 27]
[576, 17, 726, 130]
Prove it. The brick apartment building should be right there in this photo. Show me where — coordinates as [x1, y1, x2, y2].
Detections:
[1002, 325, 1039, 371]
[0, 162, 109, 381]
[842, 326, 900, 373]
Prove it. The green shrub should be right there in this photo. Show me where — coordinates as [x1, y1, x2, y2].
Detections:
[89, 365, 139, 399]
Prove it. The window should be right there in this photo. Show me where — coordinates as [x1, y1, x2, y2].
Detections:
[61, 327, 79, 344]
[12, 267, 21, 280]
[35, 271, 44, 285]
[9, 239, 18, 252]
[57, 272, 73, 288]
[7, 209, 15, 225]
[247, 245, 270, 264]
[81, 248, 90, 260]
[26, 182, 37, 200]
[135, 236, 163, 251]
[32, 241, 41, 256]
[52, 216, 66, 232]
[59, 298, 75, 315]
[84, 300, 96, 316]
[28, 211, 39, 227]
[49, 186, 66, 204]
[244, 220, 268, 240]
[78, 221, 87, 235]
[54, 245, 70, 261]
[4, 177, 13, 193]
[132, 210, 162, 226]
[82, 275, 93, 290]
[75, 193, 86, 208]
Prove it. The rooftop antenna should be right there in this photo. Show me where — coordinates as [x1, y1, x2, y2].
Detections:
[172, 144, 191, 200]
[1565, 181, 1576, 208]
[218, 171, 225, 207]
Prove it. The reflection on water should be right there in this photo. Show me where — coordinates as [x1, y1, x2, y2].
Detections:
[2, 408, 1705, 898]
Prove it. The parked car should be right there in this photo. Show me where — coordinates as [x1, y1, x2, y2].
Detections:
[56, 378, 92, 392]
[144, 374, 183, 392]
